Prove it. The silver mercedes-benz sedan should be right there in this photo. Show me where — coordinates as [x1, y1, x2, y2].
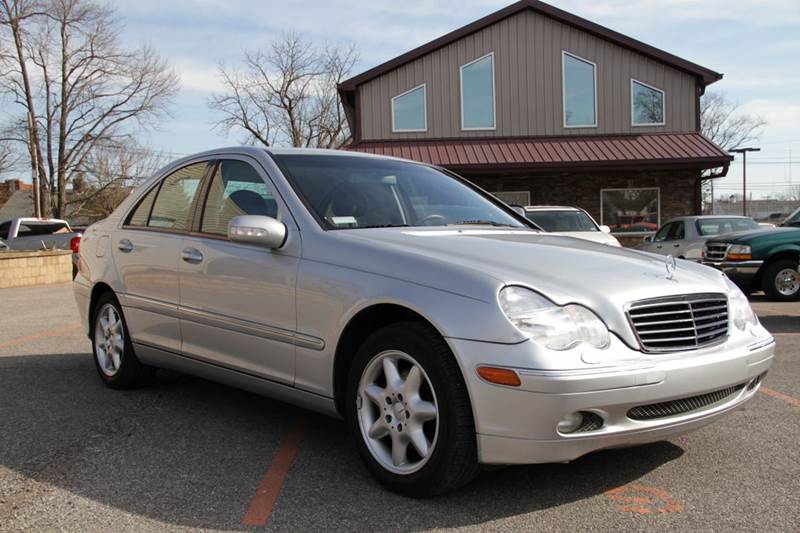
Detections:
[74, 147, 774, 496]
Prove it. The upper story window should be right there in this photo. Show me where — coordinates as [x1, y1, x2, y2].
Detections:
[631, 79, 665, 126]
[562, 52, 597, 128]
[391, 84, 427, 132]
[460, 52, 496, 130]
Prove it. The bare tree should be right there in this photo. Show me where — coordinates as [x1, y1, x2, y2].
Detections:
[209, 33, 358, 149]
[0, 140, 15, 175]
[701, 91, 766, 151]
[66, 142, 167, 222]
[700, 91, 767, 213]
[0, 0, 179, 218]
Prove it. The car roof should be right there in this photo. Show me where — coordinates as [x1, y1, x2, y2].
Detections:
[152, 146, 423, 180]
[665, 215, 754, 222]
[524, 205, 581, 212]
[8, 218, 69, 224]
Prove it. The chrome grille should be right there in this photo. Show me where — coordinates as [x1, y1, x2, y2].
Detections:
[627, 383, 745, 420]
[704, 243, 729, 261]
[627, 293, 729, 352]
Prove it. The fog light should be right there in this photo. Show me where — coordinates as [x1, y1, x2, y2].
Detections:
[557, 412, 584, 434]
[558, 411, 605, 434]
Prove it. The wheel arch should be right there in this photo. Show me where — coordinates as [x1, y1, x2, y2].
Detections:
[88, 282, 116, 335]
[332, 303, 448, 417]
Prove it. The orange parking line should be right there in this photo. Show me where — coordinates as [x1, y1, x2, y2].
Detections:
[604, 484, 683, 514]
[0, 322, 81, 350]
[760, 387, 800, 407]
[241, 423, 304, 526]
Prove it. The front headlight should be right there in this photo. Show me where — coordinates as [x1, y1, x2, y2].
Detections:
[725, 277, 758, 331]
[499, 286, 610, 350]
[727, 244, 752, 261]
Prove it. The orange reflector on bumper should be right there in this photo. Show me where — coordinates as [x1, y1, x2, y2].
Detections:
[477, 366, 521, 387]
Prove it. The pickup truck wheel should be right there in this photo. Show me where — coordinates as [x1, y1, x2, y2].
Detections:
[92, 294, 154, 389]
[345, 322, 479, 496]
[762, 259, 800, 301]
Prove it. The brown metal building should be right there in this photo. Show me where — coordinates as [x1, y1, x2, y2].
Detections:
[339, 0, 731, 243]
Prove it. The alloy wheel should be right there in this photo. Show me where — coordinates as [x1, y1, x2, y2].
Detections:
[94, 303, 125, 377]
[775, 268, 800, 297]
[356, 350, 439, 475]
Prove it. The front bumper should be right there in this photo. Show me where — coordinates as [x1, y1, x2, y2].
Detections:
[702, 260, 763, 286]
[448, 334, 774, 465]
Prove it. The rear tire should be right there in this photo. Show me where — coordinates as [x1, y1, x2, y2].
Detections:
[345, 322, 479, 497]
[761, 259, 800, 301]
[91, 293, 155, 389]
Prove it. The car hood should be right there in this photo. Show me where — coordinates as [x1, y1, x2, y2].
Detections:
[550, 231, 621, 246]
[323, 227, 729, 346]
[708, 227, 800, 243]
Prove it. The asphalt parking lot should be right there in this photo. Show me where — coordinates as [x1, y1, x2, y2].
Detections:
[1, 283, 798, 532]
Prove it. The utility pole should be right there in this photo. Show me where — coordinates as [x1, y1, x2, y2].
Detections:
[730, 147, 761, 217]
[27, 112, 41, 218]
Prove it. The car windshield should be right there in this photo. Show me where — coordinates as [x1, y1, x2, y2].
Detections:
[524, 210, 598, 232]
[783, 208, 800, 227]
[695, 218, 759, 236]
[271, 154, 527, 230]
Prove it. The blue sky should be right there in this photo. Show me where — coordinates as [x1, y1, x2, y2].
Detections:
[114, 0, 800, 199]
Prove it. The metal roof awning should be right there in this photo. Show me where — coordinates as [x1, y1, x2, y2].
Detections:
[346, 132, 732, 175]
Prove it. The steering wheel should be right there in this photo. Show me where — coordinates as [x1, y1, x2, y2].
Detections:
[415, 214, 447, 226]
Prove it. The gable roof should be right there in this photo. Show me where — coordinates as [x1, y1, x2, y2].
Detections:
[345, 132, 732, 174]
[0, 190, 34, 220]
[339, 0, 722, 93]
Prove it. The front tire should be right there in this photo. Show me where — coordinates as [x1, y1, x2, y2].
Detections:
[345, 322, 479, 496]
[762, 259, 800, 301]
[91, 293, 154, 389]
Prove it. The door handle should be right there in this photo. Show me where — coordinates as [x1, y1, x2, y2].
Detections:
[181, 247, 203, 264]
[656, 244, 662, 249]
[118, 239, 133, 253]
[673, 243, 680, 248]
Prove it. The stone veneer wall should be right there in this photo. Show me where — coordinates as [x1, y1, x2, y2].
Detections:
[466, 169, 702, 247]
[0, 250, 73, 289]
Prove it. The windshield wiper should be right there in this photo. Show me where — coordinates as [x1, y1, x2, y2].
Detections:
[449, 220, 518, 228]
[357, 224, 411, 229]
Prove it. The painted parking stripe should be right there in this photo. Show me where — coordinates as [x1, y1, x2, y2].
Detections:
[604, 484, 683, 514]
[760, 387, 800, 407]
[241, 422, 305, 526]
[0, 322, 81, 350]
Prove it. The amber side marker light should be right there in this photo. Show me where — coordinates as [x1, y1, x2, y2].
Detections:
[477, 366, 521, 387]
[727, 253, 752, 261]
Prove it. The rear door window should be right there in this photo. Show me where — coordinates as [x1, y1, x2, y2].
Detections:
[147, 163, 207, 231]
[126, 186, 160, 227]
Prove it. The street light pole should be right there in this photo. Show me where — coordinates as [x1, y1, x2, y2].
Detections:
[729, 147, 761, 217]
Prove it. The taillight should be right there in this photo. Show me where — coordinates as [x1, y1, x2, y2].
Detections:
[70, 235, 81, 254]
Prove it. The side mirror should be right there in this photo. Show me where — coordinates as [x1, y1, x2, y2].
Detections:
[228, 215, 287, 249]
[509, 204, 526, 217]
[599, 225, 611, 233]
[642, 235, 653, 243]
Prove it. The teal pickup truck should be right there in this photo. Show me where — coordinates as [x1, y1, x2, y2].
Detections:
[703, 225, 800, 301]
